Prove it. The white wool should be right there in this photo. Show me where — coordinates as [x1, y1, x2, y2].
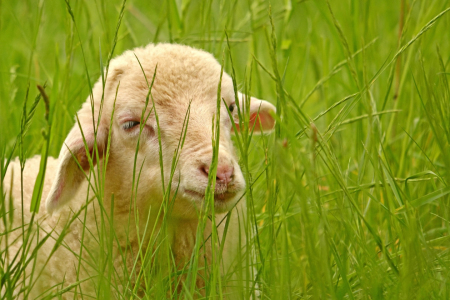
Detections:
[1, 43, 275, 298]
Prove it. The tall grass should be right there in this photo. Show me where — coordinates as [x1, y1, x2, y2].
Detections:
[2, 0, 450, 298]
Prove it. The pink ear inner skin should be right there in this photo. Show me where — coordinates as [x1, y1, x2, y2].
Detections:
[232, 113, 258, 132]
[74, 144, 105, 172]
[249, 113, 261, 132]
[258, 112, 275, 131]
[234, 112, 275, 133]
[75, 147, 91, 171]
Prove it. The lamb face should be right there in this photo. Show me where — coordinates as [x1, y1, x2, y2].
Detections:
[105, 51, 246, 218]
[45, 43, 275, 219]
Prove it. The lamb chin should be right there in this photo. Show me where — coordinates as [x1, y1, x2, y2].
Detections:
[213, 192, 242, 213]
[213, 198, 236, 214]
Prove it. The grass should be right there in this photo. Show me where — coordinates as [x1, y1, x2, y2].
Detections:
[2, 0, 450, 298]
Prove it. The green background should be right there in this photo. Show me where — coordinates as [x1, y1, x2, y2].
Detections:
[1, 0, 450, 298]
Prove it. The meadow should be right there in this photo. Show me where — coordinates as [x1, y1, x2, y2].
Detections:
[1, 0, 450, 298]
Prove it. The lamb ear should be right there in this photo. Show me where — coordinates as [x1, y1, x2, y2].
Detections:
[45, 106, 108, 214]
[45, 65, 124, 214]
[233, 92, 276, 134]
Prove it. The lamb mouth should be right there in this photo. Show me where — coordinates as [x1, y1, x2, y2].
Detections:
[184, 189, 238, 202]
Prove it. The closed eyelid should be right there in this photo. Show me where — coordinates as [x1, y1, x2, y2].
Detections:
[117, 112, 153, 125]
[117, 112, 138, 123]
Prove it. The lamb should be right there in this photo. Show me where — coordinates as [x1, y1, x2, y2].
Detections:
[1, 43, 275, 299]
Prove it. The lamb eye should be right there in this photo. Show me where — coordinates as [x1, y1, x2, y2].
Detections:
[228, 103, 235, 113]
[122, 121, 140, 130]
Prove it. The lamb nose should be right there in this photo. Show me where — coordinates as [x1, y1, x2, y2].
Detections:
[201, 164, 234, 184]
[216, 165, 234, 184]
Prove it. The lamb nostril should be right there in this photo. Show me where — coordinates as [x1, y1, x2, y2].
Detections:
[216, 165, 234, 184]
[201, 165, 209, 178]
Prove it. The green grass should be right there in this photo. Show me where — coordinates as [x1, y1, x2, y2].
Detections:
[2, 0, 450, 298]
